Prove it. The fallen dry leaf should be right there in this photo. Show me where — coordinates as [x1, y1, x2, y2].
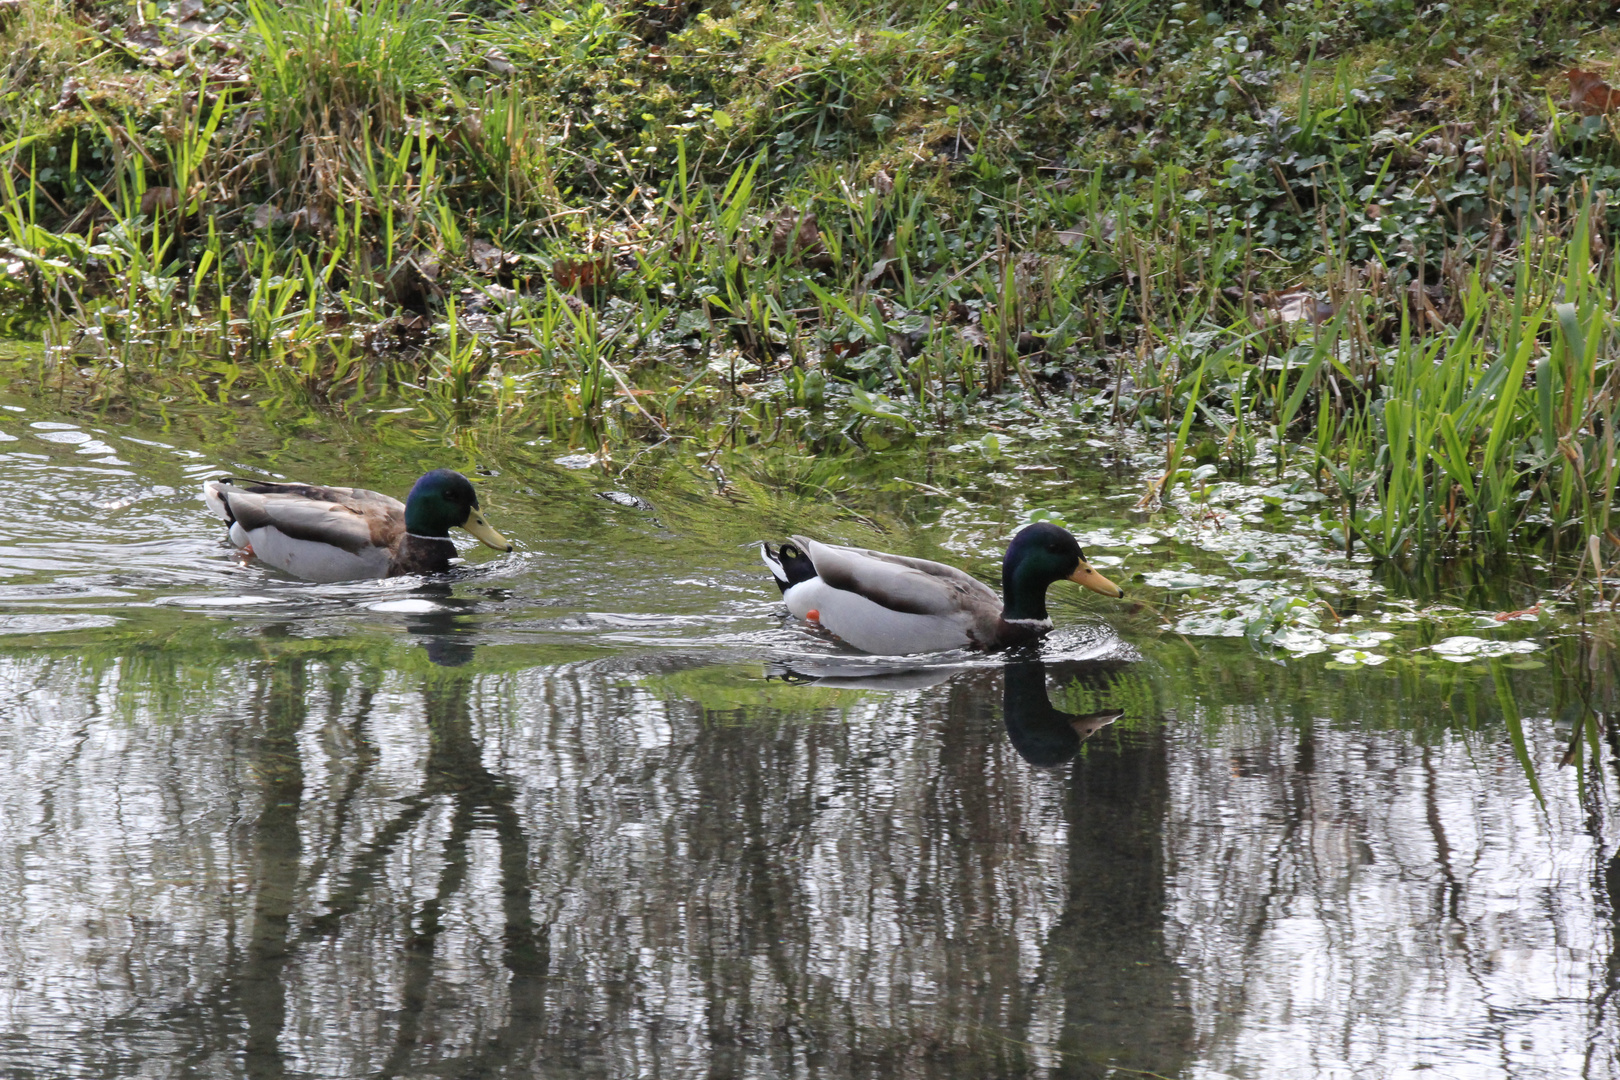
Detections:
[1566, 68, 1620, 116]
[1267, 289, 1335, 325]
[251, 203, 284, 230]
[469, 238, 506, 276]
[552, 252, 613, 291]
[53, 78, 86, 112]
[770, 208, 832, 268]
[1056, 214, 1116, 247]
[286, 206, 325, 233]
[123, 25, 163, 50]
[1408, 279, 1446, 330]
[862, 237, 901, 288]
[140, 186, 180, 217]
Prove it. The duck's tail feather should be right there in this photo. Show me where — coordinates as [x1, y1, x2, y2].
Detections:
[760, 540, 816, 593]
[202, 478, 236, 525]
[760, 542, 789, 591]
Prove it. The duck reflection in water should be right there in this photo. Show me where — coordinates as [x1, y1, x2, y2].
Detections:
[1002, 658, 1126, 767]
[359, 583, 489, 667]
[768, 655, 1128, 767]
[401, 585, 482, 668]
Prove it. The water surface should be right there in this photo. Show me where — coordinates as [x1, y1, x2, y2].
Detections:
[0, 390, 1615, 1079]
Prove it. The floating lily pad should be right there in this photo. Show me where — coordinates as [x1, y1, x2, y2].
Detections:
[1324, 631, 1393, 648]
[1427, 636, 1539, 662]
[1272, 628, 1329, 654]
[1143, 570, 1223, 590]
[1174, 613, 1248, 637]
[1073, 529, 1128, 548]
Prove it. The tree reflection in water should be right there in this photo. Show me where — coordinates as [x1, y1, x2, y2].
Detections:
[5, 626, 1610, 1078]
[295, 606, 549, 1077]
[209, 644, 1193, 1078]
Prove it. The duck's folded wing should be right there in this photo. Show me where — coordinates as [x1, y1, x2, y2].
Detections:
[795, 536, 1000, 615]
[221, 479, 403, 512]
[221, 489, 393, 555]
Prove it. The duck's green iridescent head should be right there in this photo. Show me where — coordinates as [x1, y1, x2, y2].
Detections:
[1001, 522, 1123, 621]
[404, 469, 513, 551]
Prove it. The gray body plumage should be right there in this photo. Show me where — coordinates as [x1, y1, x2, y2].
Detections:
[763, 535, 1025, 654]
[204, 479, 404, 581]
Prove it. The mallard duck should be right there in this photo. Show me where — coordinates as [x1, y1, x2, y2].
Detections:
[760, 522, 1123, 655]
[202, 468, 513, 582]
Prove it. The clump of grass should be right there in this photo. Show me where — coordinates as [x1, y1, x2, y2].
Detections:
[6, 0, 1620, 583]
[246, 0, 457, 135]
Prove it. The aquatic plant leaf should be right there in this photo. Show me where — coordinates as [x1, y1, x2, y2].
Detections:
[846, 386, 911, 428]
[1173, 613, 1248, 637]
[1427, 636, 1539, 662]
[1141, 570, 1222, 590]
[1272, 628, 1328, 654]
[1331, 648, 1387, 666]
[1323, 631, 1393, 647]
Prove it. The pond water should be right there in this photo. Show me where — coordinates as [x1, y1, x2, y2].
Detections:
[0, 384, 1615, 1079]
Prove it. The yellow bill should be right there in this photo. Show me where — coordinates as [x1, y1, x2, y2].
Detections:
[1068, 562, 1124, 599]
[461, 508, 514, 552]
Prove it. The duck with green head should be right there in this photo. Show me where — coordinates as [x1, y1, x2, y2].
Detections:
[760, 522, 1124, 655]
[203, 468, 513, 582]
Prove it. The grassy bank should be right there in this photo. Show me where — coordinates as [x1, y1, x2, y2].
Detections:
[5, 0, 1620, 569]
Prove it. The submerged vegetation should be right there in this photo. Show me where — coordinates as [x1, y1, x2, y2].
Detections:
[6, 0, 1620, 574]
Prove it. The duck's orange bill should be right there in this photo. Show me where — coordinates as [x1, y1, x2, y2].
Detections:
[1068, 563, 1124, 599]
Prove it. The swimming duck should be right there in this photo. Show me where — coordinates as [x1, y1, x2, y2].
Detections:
[202, 468, 513, 582]
[760, 522, 1123, 655]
